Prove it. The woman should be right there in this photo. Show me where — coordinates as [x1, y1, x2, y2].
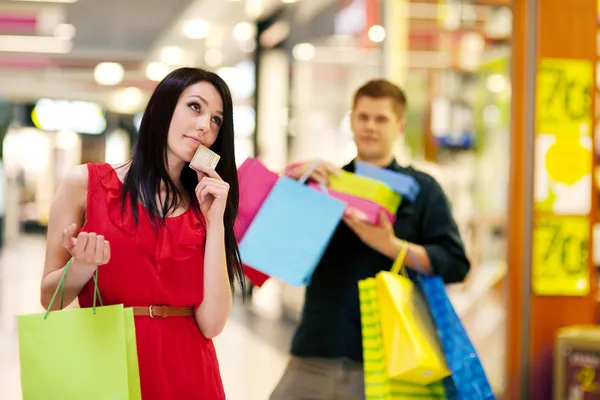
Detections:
[39, 67, 245, 399]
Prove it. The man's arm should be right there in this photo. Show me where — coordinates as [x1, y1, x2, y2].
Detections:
[377, 177, 470, 283]
[414, 178, 470, 283]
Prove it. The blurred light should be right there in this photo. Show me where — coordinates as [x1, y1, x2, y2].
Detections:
[204, 48, 222, 67]
[20, 130, 49, 172]
[483, 105, 500, 129]
[217, 62, 255, 100]
[145, 61, 169, 82]
[111, 87, 144, 114]
[160, 46, 183, 65]
[105, 130, 130, 164]
[458, 32, 484, 71]
[56, 129, 79, 150]
[94, 62, 124, 86]
[232, 106, 256, 137]
[368, 25, 385, 43]
[292, 43, 315, 61]
[238, 39, 256, 53]
[245, 0, 264, 19]
[486, 74, 507, 93]
[233, 21, 255, 41]
[32, 99, 106, 134]
[12, 0, 77, 2]
[54, 23, 75, 40]
[0, 35, 71, 53]
[183, 20, 210, 39]
[282, 0, 298, 3]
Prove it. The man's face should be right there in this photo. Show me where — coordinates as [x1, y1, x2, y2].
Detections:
[350, 96, 404, 164]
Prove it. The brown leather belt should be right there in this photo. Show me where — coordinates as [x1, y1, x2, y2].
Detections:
[131, 305, 194, 318]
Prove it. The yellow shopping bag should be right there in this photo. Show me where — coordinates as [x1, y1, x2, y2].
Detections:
[376, 245, 450, 385]
[329, 170, 401, 215]
[359, 278, 447, 399]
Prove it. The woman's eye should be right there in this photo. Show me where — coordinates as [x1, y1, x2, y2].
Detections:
[212, 117, 222, 126]
[189, 103, 201, 112]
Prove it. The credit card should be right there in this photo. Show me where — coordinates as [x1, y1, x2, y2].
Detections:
[190, 144, 220, 172]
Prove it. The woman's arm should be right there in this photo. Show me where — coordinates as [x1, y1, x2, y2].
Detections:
[40, 165, 96, 310]
[194, 221, 231, 339]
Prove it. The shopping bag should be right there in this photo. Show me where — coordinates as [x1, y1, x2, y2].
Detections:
[307, 182, 396, 224]
[329, 170, 402, 215]
[355, 161, 420, 203]
[414, 272, 495, 399]
[376, 246, 450, 385]
[236, 158, 278, 287]
[17, 261, 141, 400]
[239, 163, 346, 286]
[359, 277, 447, 400]
[236, 157, 279, 239]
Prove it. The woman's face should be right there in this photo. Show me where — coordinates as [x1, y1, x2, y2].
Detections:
[167, 81, 224, 165]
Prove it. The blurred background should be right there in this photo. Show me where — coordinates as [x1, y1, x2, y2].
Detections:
[0, 0, 596, 399]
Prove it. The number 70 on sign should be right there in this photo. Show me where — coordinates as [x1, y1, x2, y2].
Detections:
[532, 216, 590, 296]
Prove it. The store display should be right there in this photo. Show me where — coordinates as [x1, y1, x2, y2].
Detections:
[554, 326, 600, 400]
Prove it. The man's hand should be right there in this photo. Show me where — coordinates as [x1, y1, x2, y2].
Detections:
[343, 210, 399, 257]
[285, 160, 341, 185]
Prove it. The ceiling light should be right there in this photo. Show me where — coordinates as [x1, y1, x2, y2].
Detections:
[233, 21, 256, 41]
[110, 87, 144, 114]
[0, 35, 71, 53]
[160, 46, 183, 65]
[145, 62, 169, 82]
[281, 0, 298, 3]
[183, 20, 210, 39]
[368, 25, 386, 43]
[11, 0, 77, 3]
[204, 49, 222, 67]
[54, 23, 76, 40]
[292, 43, 315, 62]
[94, 62, 124, 86]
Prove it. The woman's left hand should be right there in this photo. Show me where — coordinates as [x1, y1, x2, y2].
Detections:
[191, 163, 229, 224]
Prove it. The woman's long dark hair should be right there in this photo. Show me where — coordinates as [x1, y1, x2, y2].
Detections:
[122, 67, 245, 292]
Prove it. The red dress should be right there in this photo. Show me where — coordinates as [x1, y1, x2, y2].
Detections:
[78, 163, 225, 399]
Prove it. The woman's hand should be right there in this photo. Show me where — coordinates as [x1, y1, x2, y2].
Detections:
[61, 223, 111, 271]
[191, 163, 230, 225]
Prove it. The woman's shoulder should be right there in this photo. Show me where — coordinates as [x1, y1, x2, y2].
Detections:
[61, 164, 90, 191]
[61, 163, 122, 195]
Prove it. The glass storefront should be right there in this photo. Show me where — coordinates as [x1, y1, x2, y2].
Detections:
[385, 1, 513, 395]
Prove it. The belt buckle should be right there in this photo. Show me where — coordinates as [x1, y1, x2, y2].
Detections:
[148, 305, 166, 319]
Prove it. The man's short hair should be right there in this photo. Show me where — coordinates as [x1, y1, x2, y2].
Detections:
[352, 79, 407, 119]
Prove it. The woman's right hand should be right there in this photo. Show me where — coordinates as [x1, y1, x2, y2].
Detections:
[285, 160, 341, 185]
[61, 223, 111, 270]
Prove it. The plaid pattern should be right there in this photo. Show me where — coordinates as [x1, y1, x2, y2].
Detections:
[414, 274, 495, 400]
[359, 278, 447, 400]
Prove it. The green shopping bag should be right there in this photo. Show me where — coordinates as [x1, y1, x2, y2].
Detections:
[359, 278, 447, 399]
[17, 260, 142, 400]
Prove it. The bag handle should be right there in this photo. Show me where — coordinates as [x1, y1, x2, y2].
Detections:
[390, 240, 409, 278]
[44, 258, 104, 320]
[297, 159, 331, 197]
[297, 159, 322, 185]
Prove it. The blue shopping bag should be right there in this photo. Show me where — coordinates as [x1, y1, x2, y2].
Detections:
[355, 161, 420, 202]
[239, 175, 346, 286]
[413, 273, 495, 400]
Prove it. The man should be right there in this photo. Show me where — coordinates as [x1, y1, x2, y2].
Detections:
[270, 79, 470, 400]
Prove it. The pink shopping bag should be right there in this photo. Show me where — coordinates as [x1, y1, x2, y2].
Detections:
[236, 158, 279, 287]
[308, 182, 396, 225]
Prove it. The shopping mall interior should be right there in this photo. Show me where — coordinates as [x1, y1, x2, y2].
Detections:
[0, 0, 597, 399]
